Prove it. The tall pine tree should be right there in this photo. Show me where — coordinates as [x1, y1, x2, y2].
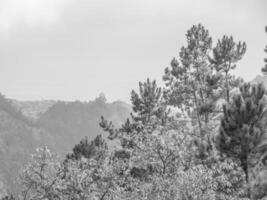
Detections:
[163, 24, 219, 134]
[211, 35, 246, 102]
[216, 83, 267, 199]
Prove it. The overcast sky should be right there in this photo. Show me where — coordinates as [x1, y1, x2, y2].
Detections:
[0, 0, 266, 102]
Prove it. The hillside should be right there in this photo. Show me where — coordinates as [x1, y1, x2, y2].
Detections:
[0, 93, 131, 196]
[0, 95, 53, 196]
[35, 95, 131, 154]
[11, 100, 56, 120]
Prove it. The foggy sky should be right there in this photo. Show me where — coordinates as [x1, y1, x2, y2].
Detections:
[0, 0, 266, 102]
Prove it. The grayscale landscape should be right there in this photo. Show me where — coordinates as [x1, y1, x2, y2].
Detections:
[0, 0, 266, 199]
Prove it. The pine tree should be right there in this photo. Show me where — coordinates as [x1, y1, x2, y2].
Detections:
[216, 83, 267, 182]
[100, 78, 168, 141]
[163, 24, 220, 134]
[163, 24, 225, 165]
[131, 78, 164, 124]
[262, 26, 267, 75]
[66, 134, 108, 161]
[211, 35, 246, 102]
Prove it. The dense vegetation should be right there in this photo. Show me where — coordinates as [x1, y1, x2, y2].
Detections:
[1, 24, 267, 200]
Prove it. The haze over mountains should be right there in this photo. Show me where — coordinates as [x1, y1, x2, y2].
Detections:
[0, 93, 131, 195]
[0, 74, 267, 195]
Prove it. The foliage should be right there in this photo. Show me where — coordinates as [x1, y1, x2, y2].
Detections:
[216, 83, 267, 181]
[163, 24, 245, 132]
[131, 79, 164, 124]
[17, 145, 115, 200]
[163, 24, 219, 132]
[216, 83, 267, 199]
[211, 35, 246, 102]
[66, 134, 108, 161]
[18, 147, 62, 200]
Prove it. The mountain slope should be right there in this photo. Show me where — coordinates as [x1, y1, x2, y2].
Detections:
[11, 100, 56, 120]
[0, 95, 53, 196]
[0, 94, 131, 196]
[36, 97, 131, 154]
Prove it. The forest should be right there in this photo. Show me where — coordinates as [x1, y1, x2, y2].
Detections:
[1, 24, 267, 200]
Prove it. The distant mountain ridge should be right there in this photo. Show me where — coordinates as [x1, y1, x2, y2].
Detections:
[0, 93, 131, 196]
[11, 100, 56, 120]
[35, 97, 131, 154]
